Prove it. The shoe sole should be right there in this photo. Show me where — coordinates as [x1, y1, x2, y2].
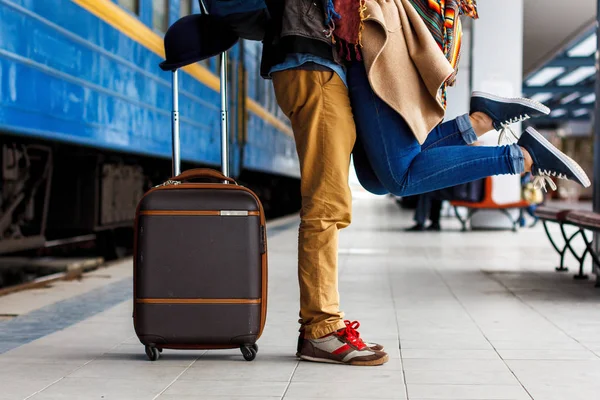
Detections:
[525, 127, 591, 188]
[298, 354, 390, 366]
[295, 345, 385, 357]
[472, 91, 551, 115]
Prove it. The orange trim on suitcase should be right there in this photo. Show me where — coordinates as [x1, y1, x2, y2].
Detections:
[139, 210, 261, 216]
[136, 298, 261, 305]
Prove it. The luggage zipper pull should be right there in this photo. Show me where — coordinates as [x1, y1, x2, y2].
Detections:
[154, 180, 182, 188]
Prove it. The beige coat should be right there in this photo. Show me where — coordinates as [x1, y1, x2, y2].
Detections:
[361, 0, 455, 144]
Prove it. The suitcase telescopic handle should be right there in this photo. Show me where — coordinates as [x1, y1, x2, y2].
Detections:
[170, 0, 230, 181]
[198, 0, 208, 14]
[197, 0, 230, 180]
[170, 168, 237, 184]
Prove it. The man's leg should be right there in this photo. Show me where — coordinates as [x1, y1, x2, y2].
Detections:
[272, 69, 353, 339]
[273, 69, 389, 366]
[428, 199, 443, 231]
[407, 194, 429, 231]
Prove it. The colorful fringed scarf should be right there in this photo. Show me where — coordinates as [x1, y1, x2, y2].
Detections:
[406, 0, 478, 106]
[323, 0, 367, 61]
[409, 0, 478, 84]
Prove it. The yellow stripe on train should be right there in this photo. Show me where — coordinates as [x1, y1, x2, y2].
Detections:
[71, 0, 293, 137]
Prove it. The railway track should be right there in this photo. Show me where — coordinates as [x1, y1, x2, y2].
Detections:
[0, 232, 129, 296]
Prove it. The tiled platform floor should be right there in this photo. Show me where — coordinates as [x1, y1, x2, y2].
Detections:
[1, 196, 599, 400]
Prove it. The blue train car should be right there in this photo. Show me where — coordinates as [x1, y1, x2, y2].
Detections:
[0, 0, 300, 254]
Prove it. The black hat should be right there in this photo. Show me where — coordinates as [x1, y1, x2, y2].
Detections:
[159, 14, 239, 71]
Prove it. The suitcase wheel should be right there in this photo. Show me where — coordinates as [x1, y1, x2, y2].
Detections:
[145, 345, 160, 361]
[240, 345, 258, 361]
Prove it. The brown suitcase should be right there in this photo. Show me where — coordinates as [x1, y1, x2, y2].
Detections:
[133, 12, 267, 362]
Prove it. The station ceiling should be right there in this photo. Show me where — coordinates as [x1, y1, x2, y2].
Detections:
[522, 0, 597, 126]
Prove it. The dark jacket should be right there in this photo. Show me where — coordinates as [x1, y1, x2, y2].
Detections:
[210, 0, 339, 78]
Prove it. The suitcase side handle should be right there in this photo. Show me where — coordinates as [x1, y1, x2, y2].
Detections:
[171, 168, 237, 184]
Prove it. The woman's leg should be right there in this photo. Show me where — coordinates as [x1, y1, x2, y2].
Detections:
[352, 91, 487, 196]
[395, 144, 523, 196]
[352, 78, 496, 194]
[351, 133, 389, 195]
[347, 61, 525, 197]
[420, 106, 497, 150]
[420, 114, 478, 150]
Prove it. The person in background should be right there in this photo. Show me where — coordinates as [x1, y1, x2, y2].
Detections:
[520, 172, 544, 227]
[406, 192, 443, 231]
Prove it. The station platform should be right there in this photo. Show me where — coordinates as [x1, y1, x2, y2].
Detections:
[1, 196, 599, 400]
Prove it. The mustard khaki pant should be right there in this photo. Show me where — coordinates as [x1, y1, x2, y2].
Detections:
[273, 69, 356, 339]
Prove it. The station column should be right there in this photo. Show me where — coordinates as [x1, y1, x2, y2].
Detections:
[469, 0, 525, 229]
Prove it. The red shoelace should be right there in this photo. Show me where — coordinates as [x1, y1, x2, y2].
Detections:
[336, 320, 367, 350]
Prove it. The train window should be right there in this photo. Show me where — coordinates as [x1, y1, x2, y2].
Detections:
[117, 0, 139, 14]
[152, 0, 169, 33]
[180, 0, 193, 17]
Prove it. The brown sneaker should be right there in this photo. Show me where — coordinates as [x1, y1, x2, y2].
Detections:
[297, 320, 385, 353]
[297, 320, 389, 366]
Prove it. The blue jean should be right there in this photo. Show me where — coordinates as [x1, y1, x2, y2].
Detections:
[348, 62, 525, 197]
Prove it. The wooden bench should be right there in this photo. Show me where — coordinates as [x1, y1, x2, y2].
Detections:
[450, 177, 532, 232]
[534, 206, 589, 280]
[565, 211, 600, 287]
